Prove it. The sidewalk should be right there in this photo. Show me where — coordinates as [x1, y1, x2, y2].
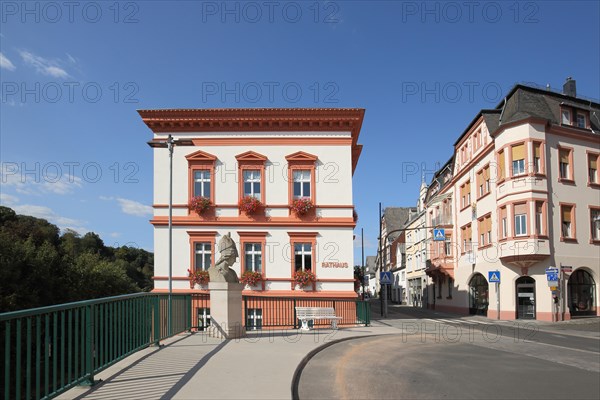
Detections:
[59, 324, 398, 400]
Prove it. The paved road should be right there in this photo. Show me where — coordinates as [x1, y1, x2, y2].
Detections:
[296, 304, 600, 399]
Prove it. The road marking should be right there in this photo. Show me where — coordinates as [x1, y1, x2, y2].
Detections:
[528, 340, 600, 354]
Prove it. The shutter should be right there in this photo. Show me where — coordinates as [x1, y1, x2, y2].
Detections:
[514, 203, 527, 215]
[512, 144, 525, 160]
[562, 207, 571, 222]
[590, 156, 597, 169]
[498, 151, 505, 179]
[534, 143, 541, 158]
[560, 150, 569, 163]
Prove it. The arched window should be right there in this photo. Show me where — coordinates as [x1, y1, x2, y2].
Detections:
[568, 269, 596, 317]
[469, 273, 489, 315]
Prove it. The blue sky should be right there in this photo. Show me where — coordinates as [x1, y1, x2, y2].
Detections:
[1, 1, 599, 262]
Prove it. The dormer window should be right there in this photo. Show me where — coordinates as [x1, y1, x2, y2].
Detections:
[561, 109, 571, 125]
[576, 112, 587, 129]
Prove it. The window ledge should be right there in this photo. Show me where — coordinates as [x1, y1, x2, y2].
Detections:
[477, 192, 491, 201]
[446, 296, 453, 300]
[560, 237, 578, 243]
[478, 244, 493, 250]
[558, 178, 575, 185]
[532, 235, 549, 240]
[588, 182, 600, 189]
[591, 240, 600, 245]
[460, 205, 470, 212]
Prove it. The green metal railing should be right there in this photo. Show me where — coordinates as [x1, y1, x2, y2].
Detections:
[1, 293, 193, 400]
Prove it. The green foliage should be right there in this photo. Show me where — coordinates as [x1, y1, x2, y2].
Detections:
[0, 206, 154, 312]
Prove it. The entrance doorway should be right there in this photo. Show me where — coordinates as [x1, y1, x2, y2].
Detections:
[568, 269, 596, 317]
[469, 273, 489, 315]
[516, 276, 536, 319]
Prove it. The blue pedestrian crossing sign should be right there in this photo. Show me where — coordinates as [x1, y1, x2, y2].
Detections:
[433, 228, 445, 241]
[488, 271, 500, 283]
[380, 271, 392, 285]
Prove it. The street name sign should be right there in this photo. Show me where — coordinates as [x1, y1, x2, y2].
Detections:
[380, 271, 392, 285]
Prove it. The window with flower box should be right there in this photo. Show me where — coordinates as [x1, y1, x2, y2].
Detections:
[236, 151, 267, 206]
[238, 231, 267, 280]
[288, 232, 317, 286]
[186, 150, 217, 204]
[286, 151, 317, 208]
[188, 231, 217, 274]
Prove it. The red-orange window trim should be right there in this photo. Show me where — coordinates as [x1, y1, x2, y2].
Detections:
[186, 150, 217, 208]
[288, 231, 318, 291]
[236, 151, 268, 207]
[238, 231, 268, 290]
[187, 231, 218, 273]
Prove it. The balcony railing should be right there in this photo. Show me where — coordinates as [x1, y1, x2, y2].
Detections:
[431, 215, 453, 227]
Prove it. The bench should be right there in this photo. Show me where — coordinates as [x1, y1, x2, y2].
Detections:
[295, 307, 342, 331]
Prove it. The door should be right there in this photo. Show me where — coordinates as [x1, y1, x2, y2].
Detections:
[516, 277, 536, 319]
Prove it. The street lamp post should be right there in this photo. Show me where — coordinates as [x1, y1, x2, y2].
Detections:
[148, 134, 193, 337]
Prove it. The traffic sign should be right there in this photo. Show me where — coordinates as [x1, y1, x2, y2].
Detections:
[561, 265, 573, 273]
[380, 271, 392, 285]
[488, 271, 500, 283]
[546, 272, 559, 282]
[433, 228, 445, 241]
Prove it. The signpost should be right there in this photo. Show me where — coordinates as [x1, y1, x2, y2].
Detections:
[488, 271, 500, 320]
[546, 267, 559, 321]
[433, 228, 445, 241]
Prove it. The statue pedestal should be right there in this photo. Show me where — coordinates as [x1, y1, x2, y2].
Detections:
[208, 282, 245, 339]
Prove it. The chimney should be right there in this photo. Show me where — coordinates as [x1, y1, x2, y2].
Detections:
[563, 77, 577, 97]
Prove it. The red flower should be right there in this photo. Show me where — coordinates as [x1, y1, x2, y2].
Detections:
[240, 271, 263, 286]
[291, 198, 314, 216]
[238, 195, 263, 215]
[188, 268, 210, 287]
[189, 196, 212, 216]
[293, 270, 316, 287]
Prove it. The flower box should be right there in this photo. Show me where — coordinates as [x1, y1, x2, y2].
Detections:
[240, 271, 263, 287]
[293, 270, 316, 288]
[238, 196, 263, 215]
[188, 268, 210, 289]
[189, 196, 212, 216]
[291, 198, 314, 217]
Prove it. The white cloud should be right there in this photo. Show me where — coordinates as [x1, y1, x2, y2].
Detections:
[1, 168, 83, 196]
[11, 204, 88, 234]
[0, 193, 19, 206]
[101, 196, 153, 217]
[109, 232, 122, 238]
[19, 50, 70, 79]
[0, 52, 16, 71]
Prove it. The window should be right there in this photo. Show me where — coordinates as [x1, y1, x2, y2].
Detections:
[498, 149, 505, 181]
[478, 214, 492, 246]
[186, 149, 217, 203]
[244, 243, 262, 272]
[195, 243, 212, 271]
[193, 170, 211, 197]
[591, 209, 600, 241]
[197, 308, 211, 330]
[444, 236, 452, 256]
[294, 243, 312, 271]
[448, 278, 453, 299]
[246, 309, 262, 330]
[576, 113, 587, 129]
[561, 109, 571, 125]
[476, 165, 490, 198]
[511, 144, 525, 176]
[561, 205, 574, 239]
[461, 180, 471, 209]
[588, 153, 599, 184]
[532, 142, 542, 173]
[461, 224, 472, 253]
[243, 170, 261, 198]
[499, 206, 508, 239]
[514, 203, 527, 237]
[559, 148, 572, 180]
[293, 170, 311, 198]
[535, 201, 545, 236]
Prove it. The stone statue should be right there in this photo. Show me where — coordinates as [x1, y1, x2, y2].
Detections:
[208, 233, 239, 283]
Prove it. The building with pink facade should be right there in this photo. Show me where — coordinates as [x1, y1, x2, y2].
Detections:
[425, 79, 600, 321]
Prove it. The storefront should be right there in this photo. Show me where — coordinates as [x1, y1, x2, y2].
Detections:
[516, 276, 536, 319]
[568, 269, 596, 317]
[469, 273, 488, 315]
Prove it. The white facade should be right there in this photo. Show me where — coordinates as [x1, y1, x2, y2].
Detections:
[140, 108, 365, 298]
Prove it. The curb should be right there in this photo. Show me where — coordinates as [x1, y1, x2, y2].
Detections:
[290, 334, 384, 400]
